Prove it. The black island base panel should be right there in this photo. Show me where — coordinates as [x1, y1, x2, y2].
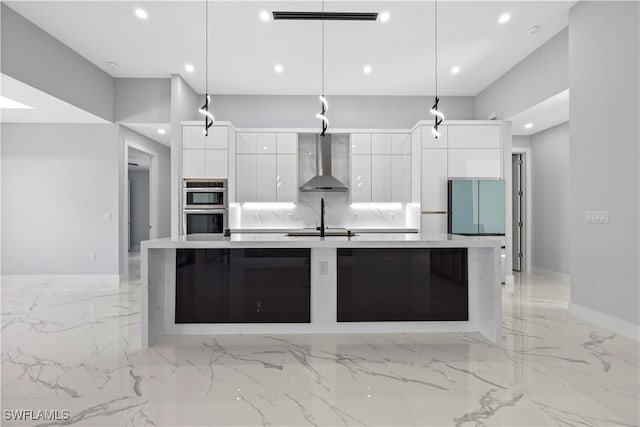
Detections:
[176, 248, 311, 323]
[337, 248, 468, 322]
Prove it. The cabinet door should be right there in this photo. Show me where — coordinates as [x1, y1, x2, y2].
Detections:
[205, 126, 228, 149]
[276, 133, 297, 154]
[205, 149, 228, 178]
[371, 155, 392, 202]
[182, 149, 205, 178]
[256, 133, 277, 154]
[351, 134, 371, 155]
[421, 149, 448, 210]
[236, 154, 257, 202]
[236, 132, 257, 154]
[182, 126, 205, 149]
[351, 155, 371, 202]
[391, 155, 411, 202]
[448, 125, 501, 148]
[276, 154, 297, 202]
[421, 125, 448, 148]
[371, 134, 392, 154]
[448, 149, 501, 178]
[256, 154, 277, 202]
[421, 214, 447, 235]
[391, 133, 411, 155]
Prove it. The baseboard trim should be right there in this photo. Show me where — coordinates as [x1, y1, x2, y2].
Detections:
[569, 302, 640, 341]
[531, 266, 570, 282]
[1, 274, 120, 289]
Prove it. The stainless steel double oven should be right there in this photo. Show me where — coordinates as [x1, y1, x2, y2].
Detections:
[183, 179, 228, 235]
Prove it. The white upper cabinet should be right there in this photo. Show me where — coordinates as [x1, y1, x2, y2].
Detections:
[205, 126, 229, 149]
[235, 132, 298, 202]
[421, 125, 448, 148]
[391, 133, 411, 155]
[182, 149, 205, 178]
[276, 133, 298, 154]
[257, 133, 277, 154]
[448, 149, 501, 178]
[371, 134, 392, 154]
[204, 150, 228, 178]
[421, 149, 448, 210]
[276, 154, 297, 202]
[182, 126, 206, 149]
[371, 155, 392, 201]
[448, 125, 501, 148]
[391, 155, 411, 202]
[351, 134, 372, 155]
[351, 155, 371, 203]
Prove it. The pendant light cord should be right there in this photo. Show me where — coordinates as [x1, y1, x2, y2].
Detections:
[199, 0, 214, 135]
[434, 0, 437, 100]
[316, 0, 329, 136]
[321, 0, 325, 97]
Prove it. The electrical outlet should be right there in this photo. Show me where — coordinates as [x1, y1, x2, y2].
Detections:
[585, 210, 608, 223]
[102, 212, 112, 222]
[319, 261, 328, 275]
[89, 252, 96, 262]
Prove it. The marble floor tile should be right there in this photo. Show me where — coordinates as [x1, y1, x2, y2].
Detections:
[1, 271, 638, 426]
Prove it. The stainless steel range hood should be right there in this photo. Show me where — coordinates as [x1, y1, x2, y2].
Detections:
[300, 134, 348, 192]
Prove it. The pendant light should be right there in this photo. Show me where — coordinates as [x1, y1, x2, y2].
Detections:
[315, 0, 329, 136]
[430, 0, 444, 138]
[198, 0, 214, 136]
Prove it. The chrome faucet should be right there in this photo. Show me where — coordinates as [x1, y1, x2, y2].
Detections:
[318, 197, 326, 238]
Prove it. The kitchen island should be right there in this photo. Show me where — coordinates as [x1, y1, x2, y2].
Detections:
[141, 233, 501, 347]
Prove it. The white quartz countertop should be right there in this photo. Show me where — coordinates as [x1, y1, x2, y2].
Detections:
[142, 233, 501, 249]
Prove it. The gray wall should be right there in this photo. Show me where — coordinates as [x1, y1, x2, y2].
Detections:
[210, 95, 475, 128]
[1, 123, 119, 275]
[0, 4, 115, 122]
[530, 122, 570, 275]
[115, 78, 171, 123]
[569, 1, 639, 326]
[475, 28, 568, 121]
[512, 135, 531, 149]
[129, 169, 150, 249]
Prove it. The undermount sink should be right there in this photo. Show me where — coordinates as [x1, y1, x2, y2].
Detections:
[286, 228, 356, 237]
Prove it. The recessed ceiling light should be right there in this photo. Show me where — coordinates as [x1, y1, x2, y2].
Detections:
[498, 13, 511, 24]
[363, 65, 373, 74]
[379, 12, 390, 22]
[158, 129, 166, 135]
[451, 66, 461, 75]
[135, 8, 148, 20]
[259, 10, 270, 21]
[0, 95, 33, 110]
[524, 123, 533, 129]
[185, 64, 195, 73]
[274, 64, 284, 73]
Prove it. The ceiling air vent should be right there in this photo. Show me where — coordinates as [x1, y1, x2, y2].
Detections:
[272, 11, 378, 21]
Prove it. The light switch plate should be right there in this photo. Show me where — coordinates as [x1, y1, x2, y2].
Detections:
[319, 261, 328, 275]
[584, 210, 608, 223]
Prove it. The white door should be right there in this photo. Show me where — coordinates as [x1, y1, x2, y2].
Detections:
[276, 154, 297, 202]
[391, 155, 411, 202]
[371, 155, 392, 202]
[256, 154, 277, 202]
[182, 149, 205, 178]
[421, 149, 448, 210]
[351, 154, 371, 202]
[204, 149, 228, 178]
[236, 154, 257, 201]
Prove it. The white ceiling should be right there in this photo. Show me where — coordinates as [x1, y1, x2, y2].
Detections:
[510, 89, 569, 136]
[124, 123, 171, 146]
[0, 74, 109, 123]
[6, 1, 574, 96]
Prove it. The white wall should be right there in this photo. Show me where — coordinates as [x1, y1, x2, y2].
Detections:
[129, 169, 150, 249]
[210, 95, 475, 128]
[530, 122, 570, 275]
[475, 28, 568, 121]
[512, 135, 531, 149]
[115, 78, 171, 123]
[1, 123, 119, 276]
[569, 1, 639, 332]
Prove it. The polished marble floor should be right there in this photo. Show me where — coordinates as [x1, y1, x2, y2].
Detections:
[1, 262, 638, 426]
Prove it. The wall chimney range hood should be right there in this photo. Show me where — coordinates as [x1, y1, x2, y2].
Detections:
[300, 134, 348, 192]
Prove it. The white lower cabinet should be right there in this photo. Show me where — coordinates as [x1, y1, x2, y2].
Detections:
[256, 155, 277, 202]
[421, 214, 447, 235]
[276, 154, 297, 202]
[421, 149, 448, 210]
[350, 155, 372, 203]
[182, 149, 205, 178]
[448, 149, 501, 178]
[371, 155, 391, 202]
[236, 154, 257, 201]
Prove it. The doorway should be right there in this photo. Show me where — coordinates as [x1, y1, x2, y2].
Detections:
[128, 147, 151, 251]
[512, 153, 525, 271]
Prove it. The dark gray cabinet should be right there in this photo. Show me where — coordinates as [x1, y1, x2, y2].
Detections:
[176, 248, 311, 323]
[337, 248, 468, 322]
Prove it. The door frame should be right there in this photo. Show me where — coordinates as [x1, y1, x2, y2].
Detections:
[511, 148, 532, 272]
[125, 141, 159, 242]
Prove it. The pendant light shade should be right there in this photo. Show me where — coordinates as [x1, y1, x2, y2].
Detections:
[430, 0, 444, 138]
[199, 0, 214, 136]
